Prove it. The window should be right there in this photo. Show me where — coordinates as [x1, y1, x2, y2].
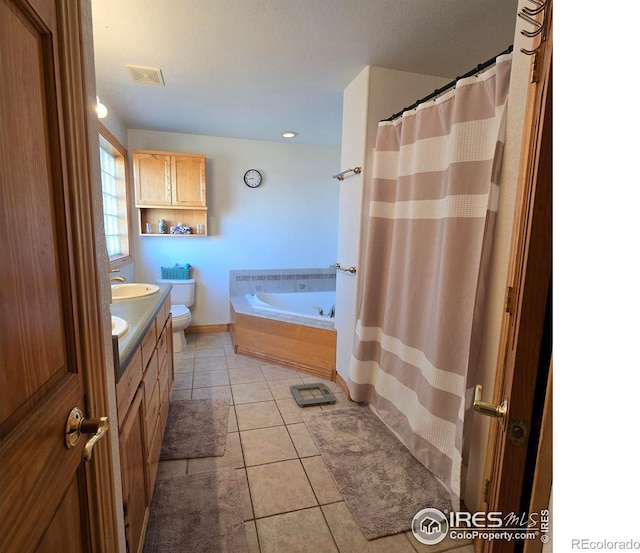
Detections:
[98, 123, 132, 268]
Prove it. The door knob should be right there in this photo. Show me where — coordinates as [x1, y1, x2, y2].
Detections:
[65, 407, 109, 462]
[473, 385, 508, 426]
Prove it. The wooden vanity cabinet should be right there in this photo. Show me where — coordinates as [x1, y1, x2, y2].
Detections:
[133, 150, 207, 236]
[115, 295, 173, 553]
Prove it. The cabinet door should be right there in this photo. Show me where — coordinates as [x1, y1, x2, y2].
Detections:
[171, 154, 206, 206]
[134, 152, 172, 206]
[120, 388, 149, 553]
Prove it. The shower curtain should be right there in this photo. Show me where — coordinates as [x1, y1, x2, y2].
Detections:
[347, 54, 512, 508]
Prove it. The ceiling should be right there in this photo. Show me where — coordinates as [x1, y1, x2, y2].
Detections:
[91, 0, 519, 147]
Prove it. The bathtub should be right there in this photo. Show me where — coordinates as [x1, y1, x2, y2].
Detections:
[245, 291, 336, 321]
[230, 291, 337, 381]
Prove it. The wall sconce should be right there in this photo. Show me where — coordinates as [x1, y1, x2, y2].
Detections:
[96, 96, 108, 119]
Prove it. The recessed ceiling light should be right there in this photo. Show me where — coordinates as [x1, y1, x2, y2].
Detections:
[281, 131, 298, 138]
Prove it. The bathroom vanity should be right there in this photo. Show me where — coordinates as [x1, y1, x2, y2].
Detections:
[110, 285, 174, 553]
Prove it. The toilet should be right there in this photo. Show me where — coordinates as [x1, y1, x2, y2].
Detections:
[156, 278, 195, 353]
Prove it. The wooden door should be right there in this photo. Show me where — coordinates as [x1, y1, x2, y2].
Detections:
[171, 154, 207, 207]
[478, 9, 553, 553]
[133, 151, 172, 206]
[0, 0, 116, 551]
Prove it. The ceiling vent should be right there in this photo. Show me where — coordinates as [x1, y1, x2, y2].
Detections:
[125, 65, 165, 86]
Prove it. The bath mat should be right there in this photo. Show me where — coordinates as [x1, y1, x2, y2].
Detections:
[304, 407, 452, 540]
[160, 398, 229, 460]
[143, 469, 248, 553]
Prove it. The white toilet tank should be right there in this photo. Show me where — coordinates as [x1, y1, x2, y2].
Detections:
[157, 278, 195, 307]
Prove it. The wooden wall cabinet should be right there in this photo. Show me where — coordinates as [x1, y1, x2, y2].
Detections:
[115, 296, 174, 553]
[133, 150, 207, 236]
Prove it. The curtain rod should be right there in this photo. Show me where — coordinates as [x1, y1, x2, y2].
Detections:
[381, 44, 513, 123]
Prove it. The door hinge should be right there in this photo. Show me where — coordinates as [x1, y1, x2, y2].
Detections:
[504, 286, 514, 314]
[483, 479, 492, 503]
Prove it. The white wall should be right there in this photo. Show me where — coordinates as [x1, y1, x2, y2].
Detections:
[127, 129, 340, 325]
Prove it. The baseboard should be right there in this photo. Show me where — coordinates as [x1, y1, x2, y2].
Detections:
[334, 371, 353, 400]
[185, 324, 229, 334]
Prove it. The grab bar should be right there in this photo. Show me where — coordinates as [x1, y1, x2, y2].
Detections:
[330, 263, 357, 274]
[332, 167, 362, 181]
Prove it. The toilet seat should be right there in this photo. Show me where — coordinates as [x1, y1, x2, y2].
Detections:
[170, 304, 190, 321]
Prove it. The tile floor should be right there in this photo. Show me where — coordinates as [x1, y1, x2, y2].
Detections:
[154, 332, 473, 553]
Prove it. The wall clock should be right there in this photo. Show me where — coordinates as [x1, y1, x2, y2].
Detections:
[244, 169, 262, 188]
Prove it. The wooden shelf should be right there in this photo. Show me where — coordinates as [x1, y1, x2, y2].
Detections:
[133, 150, 208, 236]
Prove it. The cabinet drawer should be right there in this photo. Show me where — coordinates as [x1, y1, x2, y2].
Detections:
[155, 305, 166, 340]
[158, 350, 171, 405]
[145, 380, 160, 452]
[156, 325, 168, 366]
[116, 348, 143, 426]
[141, 321, 156, 369]
[142, 348, 159, 412]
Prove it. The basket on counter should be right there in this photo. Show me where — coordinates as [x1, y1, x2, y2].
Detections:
[160, 264, 192, 279]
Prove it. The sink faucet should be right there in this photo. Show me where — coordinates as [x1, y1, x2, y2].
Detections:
[312, 305, 324, 316]
[110, 276, 126, 283]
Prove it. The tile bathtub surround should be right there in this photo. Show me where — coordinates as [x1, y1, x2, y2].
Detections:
[155, 331, 473, 553]
[229, 268, 337, 295]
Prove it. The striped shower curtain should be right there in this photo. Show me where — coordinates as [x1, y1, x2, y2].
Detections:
[347, 54, 512, 508]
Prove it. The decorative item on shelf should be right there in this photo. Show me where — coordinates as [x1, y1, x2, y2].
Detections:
[145, 222, 153, 234]
[158, 218, 167, 234]
[170, 222, 192, 235]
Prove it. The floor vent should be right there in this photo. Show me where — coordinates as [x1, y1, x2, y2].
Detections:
[290, 384, 337, 407]
[125, 65, 165, 86]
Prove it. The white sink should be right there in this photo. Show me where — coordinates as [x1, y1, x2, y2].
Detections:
[111, 283, 160, 301]
[111, 316, 129, 339]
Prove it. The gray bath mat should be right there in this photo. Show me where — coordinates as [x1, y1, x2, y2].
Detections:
[304, 407, 452, 540]
[143, 469, 247, 553]
[160, 398, 229, 460]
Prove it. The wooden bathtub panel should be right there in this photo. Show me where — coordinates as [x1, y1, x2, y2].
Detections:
[230, 308, 336, 381]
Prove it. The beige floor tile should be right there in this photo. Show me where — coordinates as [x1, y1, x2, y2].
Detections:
[245, 521, 260, 553]
[194, 356, 228, 371]
[226, 353, 261, 369]
[320, 391, 360, 411]
[171, 388, 191, 401]
[228, 366, 266, 384]
[276, 398, 321, 424]
[191, 385, 232, 401]
[300, 456, 342, 505]
[173, 357, 194, 373]
[187, 432, 244, 471]
[173, 372, 193, 391]
[194, 344, 226, 358]
[240, 426, 297, 466]
[232, 381, 273, 404]
[196, 333, 224, 346]
[235, 468, 254, 521]
[323, 502, 415, 553]
[227, 406, 238, 432]
[235, 401, 284, 431]
[261, 363, 300, 381]
[267, 378, 305, 400]
[247, 460, 317, 518]
[287, 423, 319, 457]
[156, 459, 188, 480]
[256, 507, 338, 553]
[192, 369, 229, 388]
